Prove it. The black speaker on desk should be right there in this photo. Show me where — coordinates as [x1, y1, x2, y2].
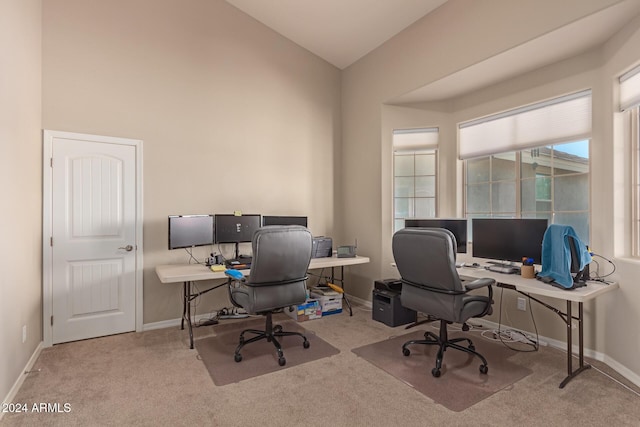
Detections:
[372, 279, 416, 327]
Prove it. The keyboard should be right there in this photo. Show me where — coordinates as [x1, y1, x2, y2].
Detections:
[225, 257, 252, 269]
[487, 265, 519, 274]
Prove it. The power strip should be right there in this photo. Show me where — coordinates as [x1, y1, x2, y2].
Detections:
[218, 314, 249, 319]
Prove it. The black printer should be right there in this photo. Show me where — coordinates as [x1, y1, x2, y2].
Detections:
[372, 279, 416, 327]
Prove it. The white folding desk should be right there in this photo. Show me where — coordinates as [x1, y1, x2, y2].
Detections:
[156, 255, 370, 349]
[457, 265, 618, 388]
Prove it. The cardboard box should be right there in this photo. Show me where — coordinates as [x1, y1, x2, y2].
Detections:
[286, 299, 322, 322]
[310, 290, 343, 316]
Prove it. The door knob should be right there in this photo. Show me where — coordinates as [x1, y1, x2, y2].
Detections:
[119, 245, 134, 252]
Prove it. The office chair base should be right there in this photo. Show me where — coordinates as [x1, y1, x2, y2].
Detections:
[234, 313, 309, 366]
[402, 321, 488, 377]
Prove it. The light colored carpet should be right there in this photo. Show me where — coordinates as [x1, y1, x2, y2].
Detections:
[195, 317, 339, 385]
[352, 329, 533, 411]
[2, 304, 640, 426]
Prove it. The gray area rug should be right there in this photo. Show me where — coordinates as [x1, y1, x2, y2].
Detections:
[352, 329, 533, 412]
[195, 317, 340, 385]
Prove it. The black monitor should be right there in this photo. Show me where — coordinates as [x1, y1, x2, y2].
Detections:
[471, 218, 548, 264]
[214, 214, 261, 244]
[404, 218, 468, 253]
[168, 215, 214, 250]
[262, 215, 308, 227]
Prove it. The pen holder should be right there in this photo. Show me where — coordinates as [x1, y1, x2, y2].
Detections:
[521, 265, 535, 279]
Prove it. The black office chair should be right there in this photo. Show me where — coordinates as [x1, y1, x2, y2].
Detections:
[224, 225, 313, 366]
[392, 228, 495, 377]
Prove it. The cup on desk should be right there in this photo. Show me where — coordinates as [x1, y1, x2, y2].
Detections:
[520, 262, 535, 279]
[520, 257, 535, 278]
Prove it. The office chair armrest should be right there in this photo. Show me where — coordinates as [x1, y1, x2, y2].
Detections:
[225, 270, 248, 308]
[465, 278, 494, 317]
[464, 278, 495, 291]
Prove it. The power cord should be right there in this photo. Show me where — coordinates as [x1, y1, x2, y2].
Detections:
[494, 286, 540, 352]
[185, 247, 205, 265]
[589, 252, 616, 282]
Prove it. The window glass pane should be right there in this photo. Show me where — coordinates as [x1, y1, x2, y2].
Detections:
[491, 153, 516, 181]
[521, 178, 536, 212]
[554, 212, 590, 244]
[394, 155, 414, 176]
[414, 198, 436, 217]
[553, 140, 589, 175]
[521, 147, 551, 178]
[491, 181, 516, 213]
[522, 212, 553, 223]
[467, 183, 490, 213]
[415, 176, 435, 197]
[415, 153, 436, 175]
[394, 177, 414, 197]
[554, 174, 589, 211]
[467, 157, 490, 183]
[394, 198, 413, 219]
[536, 175, 551, 201]
[393, 149, 438, 234]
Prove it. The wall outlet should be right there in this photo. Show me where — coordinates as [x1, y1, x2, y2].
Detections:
[22, 325, 27, 343]
[517, 297, 527, 311]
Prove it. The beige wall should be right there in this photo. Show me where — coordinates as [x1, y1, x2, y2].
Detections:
[0, 0, 42, 405]
[342, 0, 640, 380]
[41, 0, 341, 324]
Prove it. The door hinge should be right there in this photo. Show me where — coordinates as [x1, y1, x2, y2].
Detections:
[50, 316, 54, 326]
[50, 158, 53, 167]
[50, 237, 53, 246]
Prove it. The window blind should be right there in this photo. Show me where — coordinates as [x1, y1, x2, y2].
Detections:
[620, 65, 640, 111]
[458, 90, 592, 160]
[393, 128, 438, 152]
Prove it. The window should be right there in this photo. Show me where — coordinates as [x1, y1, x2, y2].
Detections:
[393, 128, 438, 232]
[460, 91, 592, 244]
[465, 141, 590, 242]
[632, 107, 640, 256]
[620, 65, 640, 257]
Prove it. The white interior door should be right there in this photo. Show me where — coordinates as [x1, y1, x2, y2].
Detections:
[44, 131, 142, 345]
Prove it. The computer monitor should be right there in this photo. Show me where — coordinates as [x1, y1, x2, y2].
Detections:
[168, 215, 214, 250]
[404, 218, 468, 253]
[262, 215, 308, 227]
[214, 214, 262, 244]
[471, 218, 548, 264]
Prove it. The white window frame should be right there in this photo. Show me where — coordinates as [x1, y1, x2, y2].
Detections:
[392, 128, 439, 232]
[631, 107, 640, 257]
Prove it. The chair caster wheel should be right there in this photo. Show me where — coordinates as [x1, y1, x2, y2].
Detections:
[274, 325, 283, 333]
[479, 364, 488, 374]
[234, 353, 242, 363]
[303, 340, 310, 349]
[278, 357, 286, 366]
[402, 348, 410, 357]
[431, 368, 441, 378]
